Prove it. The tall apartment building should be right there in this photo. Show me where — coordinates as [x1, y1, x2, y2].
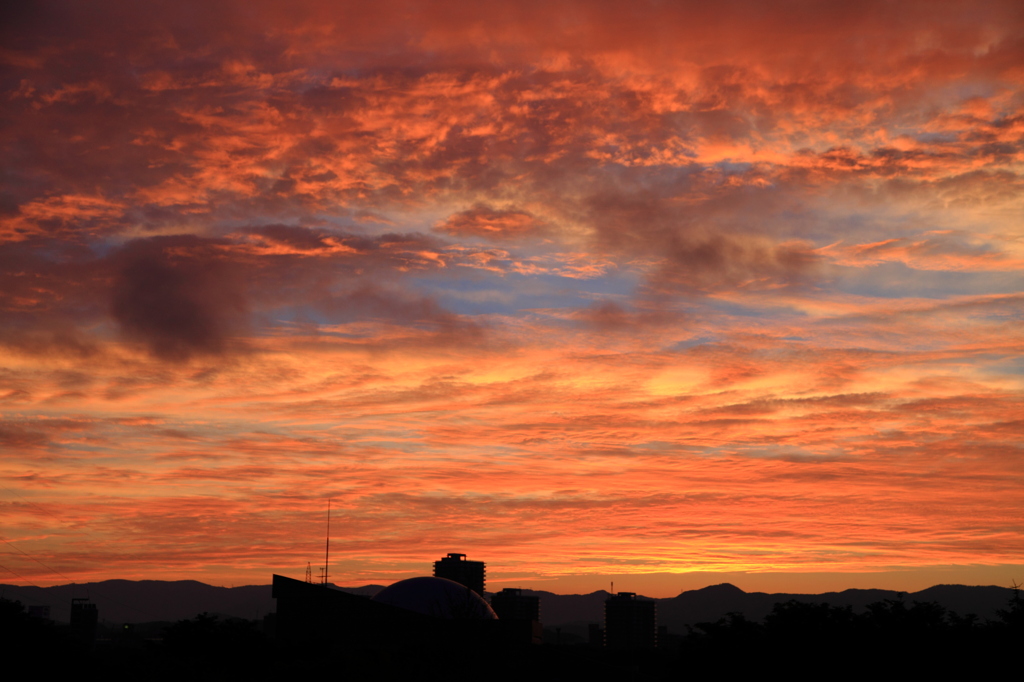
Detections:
[432, 553, 486, 596]
[491, 587, 543, 645]
[70, 597, 98, 645]
[604, 592, 656, 650]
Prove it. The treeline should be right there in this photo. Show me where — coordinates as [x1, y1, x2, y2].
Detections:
[3, 589, 1021, 680]
[0, 602, 272, 679]
[678, 589, 1024, 674]
[0, 601, 608, 680]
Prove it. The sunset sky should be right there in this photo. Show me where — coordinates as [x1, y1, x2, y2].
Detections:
[2, 0, 1022, 596]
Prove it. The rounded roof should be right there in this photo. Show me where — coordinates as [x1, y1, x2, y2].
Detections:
[371, 576, 498, 620]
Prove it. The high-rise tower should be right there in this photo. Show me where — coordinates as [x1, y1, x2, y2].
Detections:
[491, 587, 543, 644]
[432, 553, 485, 596]
[604, 592, 656, 650]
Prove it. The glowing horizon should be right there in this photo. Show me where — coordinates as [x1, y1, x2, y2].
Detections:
[1, 0, 1022, 597]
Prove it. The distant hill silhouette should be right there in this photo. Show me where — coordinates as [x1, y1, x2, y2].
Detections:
[655, 583, 1015, 633]
[2, 579, 1013, 631]
[0, 580, 276, 624]
[333, 584, 385, 598]
[0, 579, 393, 625]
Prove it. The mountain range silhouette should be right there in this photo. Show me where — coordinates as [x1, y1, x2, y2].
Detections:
[3, 579, 1014, 634]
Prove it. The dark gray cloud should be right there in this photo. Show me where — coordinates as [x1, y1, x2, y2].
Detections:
[110, 236, 249, 361]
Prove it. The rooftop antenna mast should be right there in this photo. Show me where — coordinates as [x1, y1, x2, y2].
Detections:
[322, 498, 332, 585]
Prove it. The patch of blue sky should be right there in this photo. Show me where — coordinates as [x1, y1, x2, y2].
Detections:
[410, 268, 640, 317]
[240, 205, 438, 238]
[698, 296, 787, 319]
[806, 209, 876, 237]
[265, 305, 333, 328]
[801, 204, 940, 244]
[979, 355, 1024, 378]
[911, 131, 960, 145]
[713, 160, 754, 174]
[264, 304, 412, 334]
[668, 335, 722, 351]
[830, 262, 1024, 299]
[601, 160, 704, 188]
[940, 80, 1002, 107]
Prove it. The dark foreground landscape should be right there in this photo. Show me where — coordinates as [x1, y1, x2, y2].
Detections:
[4, 580, 1021, 680]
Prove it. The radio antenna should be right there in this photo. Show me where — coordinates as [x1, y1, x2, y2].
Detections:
[323, 498, 331, 585]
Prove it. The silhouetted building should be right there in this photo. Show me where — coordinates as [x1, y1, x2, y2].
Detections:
[604, 592, 656, 650]
[491, 588, 543, 645]
[433, 553, 485, 596]
[272, 574, 528, 652]
[588, 623, 604, 648]
[374, 576, 497, 620]
[70, 597, 98, 645]
[27, 604, 51, 620]
[491, 588, 540, 621]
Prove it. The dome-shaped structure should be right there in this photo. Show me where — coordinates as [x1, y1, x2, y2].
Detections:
[371, 576, 498, 620]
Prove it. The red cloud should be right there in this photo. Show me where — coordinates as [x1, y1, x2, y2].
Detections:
[435, 205, 543, 241]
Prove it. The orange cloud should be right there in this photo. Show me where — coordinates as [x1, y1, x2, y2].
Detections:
[436, 205, 544, 241]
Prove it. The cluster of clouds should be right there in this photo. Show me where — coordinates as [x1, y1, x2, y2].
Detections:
[1, 1, 1022, 586]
